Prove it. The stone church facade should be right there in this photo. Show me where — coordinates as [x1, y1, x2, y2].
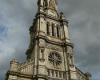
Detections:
[5, 0, 92, 80]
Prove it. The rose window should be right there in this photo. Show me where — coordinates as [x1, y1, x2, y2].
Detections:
[48, 52, 62, 66]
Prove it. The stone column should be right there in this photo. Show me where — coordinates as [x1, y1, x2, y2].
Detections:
[60, 27, 64, 39]
[58, 71, 59, 78]
[50, 70, 52, 77]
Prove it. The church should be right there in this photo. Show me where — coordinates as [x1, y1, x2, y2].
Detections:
[5, 0, 92, 80]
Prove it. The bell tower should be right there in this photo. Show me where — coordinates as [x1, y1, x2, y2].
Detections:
[37, 0, 58, 18]
[26, 0, 77, 79]
[5, 0, 92, 80]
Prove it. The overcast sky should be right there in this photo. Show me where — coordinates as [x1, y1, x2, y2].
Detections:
[0, 0, 100, 80]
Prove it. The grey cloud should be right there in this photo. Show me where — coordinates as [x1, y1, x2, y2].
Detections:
[57, 0, 100, 79]
[0, 0, 37, 80]
[0, 0, 100, 80]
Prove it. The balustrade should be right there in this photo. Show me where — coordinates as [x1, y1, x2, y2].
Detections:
[18, 59, 34, 74]
[48, 69, 65, 79]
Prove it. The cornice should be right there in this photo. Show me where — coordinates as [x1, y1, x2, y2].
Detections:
[36, 74, 64, 80]
[75, 67, 86, 75]
[36, 35, 74, 48]
[6, 71, 33, 78]
[26, 34, 74, 55]
[36, 11, 68, 25]
[36, 11, 60, 21]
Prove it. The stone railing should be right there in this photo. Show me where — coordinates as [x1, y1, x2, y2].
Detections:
[18, 59, 34, 74]
[47, 69, 65, 79]
[75, 67, 87, 80]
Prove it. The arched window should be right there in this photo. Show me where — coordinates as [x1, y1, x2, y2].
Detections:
[47, 22, 49, 35]
[57, 26, 59, 38]
[52, 24, 54, 36]
[43, 0, 45, 7]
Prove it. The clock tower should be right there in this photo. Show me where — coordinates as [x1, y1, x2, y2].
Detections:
[27, 0, 76, 79]
[5, 0, 92, 80]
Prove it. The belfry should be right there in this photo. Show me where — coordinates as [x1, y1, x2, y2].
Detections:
[5, 0, 92, 80]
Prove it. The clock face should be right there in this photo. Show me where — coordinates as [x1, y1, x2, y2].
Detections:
[48, 52, 62, 66]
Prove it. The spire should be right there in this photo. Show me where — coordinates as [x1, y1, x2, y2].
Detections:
[37, 0, 58, 11]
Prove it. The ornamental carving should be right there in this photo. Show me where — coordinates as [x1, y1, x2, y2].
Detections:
[46, 43, 63, 52]
[39, 39, 45, 47]
[67, 46, 73, 54]
[48, 52, 62, 66]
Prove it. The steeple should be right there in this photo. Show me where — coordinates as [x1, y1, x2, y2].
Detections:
[37, 0, 58, 18]
[37, 0, 58, 10]
[5, 0, 92, 80]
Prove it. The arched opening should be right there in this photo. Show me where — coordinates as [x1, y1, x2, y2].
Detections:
[47, 22, 49, 35]
[57, 26, 59, 38]
[43, 0, 45, 7]
[52, 24, 54, 36]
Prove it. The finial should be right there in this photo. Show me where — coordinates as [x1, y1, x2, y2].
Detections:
[85, 72, 92, 80]
[60, 12, 65, 19]
[10, 59, 19, 71]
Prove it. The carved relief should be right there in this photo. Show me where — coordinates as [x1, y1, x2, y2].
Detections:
[46, 43, 63, 52]
[67, 46, 73, 54]
[48, 52, 62, 67]
[39, 47, 45, 62]
[39, 39, 45, 47]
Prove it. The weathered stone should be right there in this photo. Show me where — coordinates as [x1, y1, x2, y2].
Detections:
[5, 0, 91, 80]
